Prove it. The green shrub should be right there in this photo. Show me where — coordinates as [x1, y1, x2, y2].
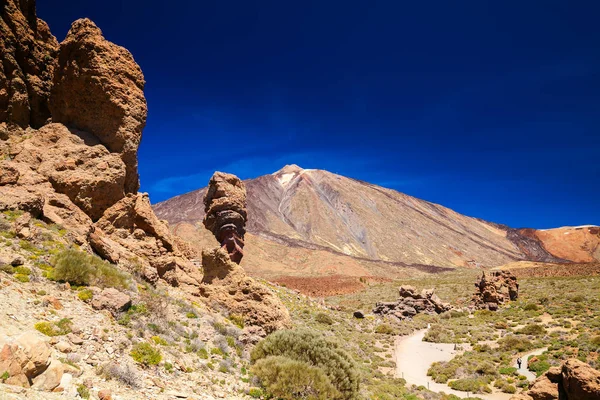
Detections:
[374, 324, 396, 335]
[77, 384, 90, 399]
[518, 324, 546, 336]
[1, 371, 9, 382]
[523, 303, 538, 311]
[528, 356, 550, 377]
[186, 311, 197, 319]
[499, 366, 518, 375]
[498, 335, 534, 352]
[13, 266, 31, 275]
[15, 274, 30, 283]
[34, 318, 72, 336]
[248, 388, 263, 398]
[77, 289, 93, 302]
[251, 329, 359, 399]
[252, 356, 339, 400]
[130, 343, 161, 366]
[0, 264, 14, 274]
[229, 314, 245, 328]
[52, 249, 129, 289]
[448, 378, 490, 393]
[502, 384, 516, 394]
[315, 312, 334, 325]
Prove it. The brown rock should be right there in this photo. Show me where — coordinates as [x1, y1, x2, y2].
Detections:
[0, 0, 59, 128]
[471, 270, 519, 310]
[203, 172, 247, 264]
[0, 185, 44, 217]
[529, 375, 558, 400]
[0, 331, 51, 387]
[31, 358, 63, 391]
[560, 359, 600, 400]
[546, 367, 561, 383]
[98, 389, 113, 400]
[45, 296, 63, 310]
[510, 395, 534, 400]
[0, 161, 19, 185]
[199, 247, 291, 334]
[91, 288, 131, 315]
[373, 286, 451, 319]
[11, 123, 127, 221]
[50, 18, 147, 194]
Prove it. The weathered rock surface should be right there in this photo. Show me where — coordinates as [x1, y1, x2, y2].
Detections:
[0, 0, 58, 128]
[91, 288, 132, 315]
[0, 332, 51, 387]
[471, 270, 519, 310]
[528, 375, 558, 400]
[373, 285, 451, 320]
[512, 359, 600, 400]
[560, 359, 600, 400]
[203, 172, 247, 264]
[199, 247, 291, 334]
[50, 18, 147, 194]
[31, 358, 63, 391]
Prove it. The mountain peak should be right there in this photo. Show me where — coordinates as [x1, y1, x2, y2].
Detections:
[273, 164, 304, 175]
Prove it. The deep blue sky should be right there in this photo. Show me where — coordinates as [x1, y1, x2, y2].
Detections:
[39, 1, 599, 229]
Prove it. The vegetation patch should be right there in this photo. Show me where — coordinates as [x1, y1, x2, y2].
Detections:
[34, 318, 73, 336]
[51, 249, 129, 289]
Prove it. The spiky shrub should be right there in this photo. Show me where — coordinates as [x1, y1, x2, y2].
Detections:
[51, 249, 129, 289]
[251, 329, 359, 400]
[130, 343, 161, 366]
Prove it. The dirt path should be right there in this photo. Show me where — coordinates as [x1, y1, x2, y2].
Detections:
[395, 329, 512, 400]
[516, 347, 548, 381]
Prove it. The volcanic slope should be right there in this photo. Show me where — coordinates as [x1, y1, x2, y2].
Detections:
[154, 165, 564, 280]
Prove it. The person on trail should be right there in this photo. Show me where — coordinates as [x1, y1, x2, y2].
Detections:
[517, 357, 522, 369]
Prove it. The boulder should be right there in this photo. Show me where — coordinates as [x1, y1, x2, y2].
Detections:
[528, 375, 558, 400]
[50, 18, 147, 194]
[560, 359, 600, 400]
[0, 161, 19, 185]
[0, 186, 43, 217]
[31, 358, 63, 391]
[91, 288, 131, 315]
[373, 286, 451, 320]
[353, 310, 365, 319]
[0, 332, 51, 387]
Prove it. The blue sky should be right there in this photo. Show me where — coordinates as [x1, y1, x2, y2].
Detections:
[39, 1, 599, 229]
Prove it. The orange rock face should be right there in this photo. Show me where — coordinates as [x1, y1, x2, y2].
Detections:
[50, 18, 147, 194]
[0, 0, 58, 128]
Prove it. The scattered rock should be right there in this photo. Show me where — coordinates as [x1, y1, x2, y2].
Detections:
[55, 341, 72, 353]
[373, 285, 451, 320]
[98, 389, 113, 400]
[91, 288, 131, 315]
[31, 358, 63, 391]
[10, 256, 25, 266]
[471, 270, 519, 310]
[353, 310, 365, 319]
[67, 333, 83, 346]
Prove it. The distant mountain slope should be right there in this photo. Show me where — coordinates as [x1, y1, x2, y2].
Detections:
[155, 165, 571, 271]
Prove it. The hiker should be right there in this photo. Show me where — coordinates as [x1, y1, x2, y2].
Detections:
[517, 357, 522, 369]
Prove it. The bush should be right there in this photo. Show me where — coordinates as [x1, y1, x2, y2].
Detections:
[34, 319, 72, 336]
[251, 329, 359, 399]
[77, 384, 90, 399]
[248, 388, 263, 398]
[229, 314, 245, 328]
[523, 303, 538, 311]
[502, 384, 517, 394]
[77, 289, 93, 302]
[448, 378, 490, 393]
[315, 312, 334, 325]
[518, 324, 546, 336]
[0, 264, 14, 274]
[498, 335, 534, 352]
[13, 266, 31, 275]
[51, 249, 129, 289]
[130, 343, 161, 366]
[499, 366, 518, 375]
[252, 356, 339, 400]
[99, 362, 139, 388]
[375, 324, 396, 335]
[15, 274, 30, 283]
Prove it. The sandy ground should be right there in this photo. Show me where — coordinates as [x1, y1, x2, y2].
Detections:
[395, 329, 546, 400]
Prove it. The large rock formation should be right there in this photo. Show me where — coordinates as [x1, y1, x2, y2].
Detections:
[471, 270, 519, 311]
[50, 18, 147, 194]
[203, 172, 247, 264]
[373, 285, 451, 321]
[511, 359, 600, 400]
[0, 0, 197, 292]
[199, 172, 291, 334]
[0, 0, 58, 128]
